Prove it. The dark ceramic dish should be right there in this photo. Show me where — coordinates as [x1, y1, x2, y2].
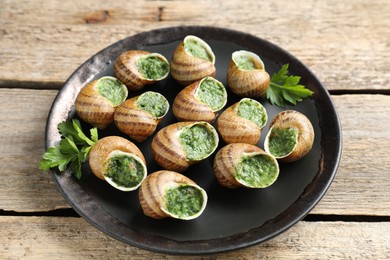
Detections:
[45, 26, 342, 255]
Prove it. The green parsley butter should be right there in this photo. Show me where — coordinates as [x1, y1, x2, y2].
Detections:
[237, 98, 267, 128]
[184, 36, 214, 62]
[268, 127, 299, 157]
[196, 77, 227, 111]
[165, 185, 204, 218]
[179, 124, 217, 161]
[104, 154, 145, 188]
[96, 77, 127, 106]
[136, 55, 169, 80]
[236, 154, 278, 188]
[136, 91, 169, 119]
[234, 55, 257, 70]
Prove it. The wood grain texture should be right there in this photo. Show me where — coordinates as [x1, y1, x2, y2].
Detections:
[0, 88, 389, 216]
[1, 0, 389, 90]
[0, 216, 389, 259]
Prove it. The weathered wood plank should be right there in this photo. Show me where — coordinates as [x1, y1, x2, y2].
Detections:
[1, 0, 389, 90]
[0, 88, 389, 216]
[0, 216, 389, 259]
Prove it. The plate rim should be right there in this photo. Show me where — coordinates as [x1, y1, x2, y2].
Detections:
[46, 25, 342, 255]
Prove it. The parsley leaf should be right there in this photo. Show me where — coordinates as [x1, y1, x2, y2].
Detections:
[266, 64, 314, 107]
[40, 119, 98, 179]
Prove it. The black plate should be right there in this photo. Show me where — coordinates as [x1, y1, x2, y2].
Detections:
[46, 26, 342, 255]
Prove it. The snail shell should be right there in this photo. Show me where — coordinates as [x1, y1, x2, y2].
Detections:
[138, 170, 208, 220]
[151, 121, 219, 172]
[89, 136, 147, 191]
[227, 50, 270, 97]
[75, 76, 128, 129]
[217, 98, 267, 145]
[264, 110, 315, 162]
[114, 91, 169, 142]
[170, 35, 216, 86]
[213, 143, 279, 189]
[173, 77, 227, 123]
[114, 50, 169, 91]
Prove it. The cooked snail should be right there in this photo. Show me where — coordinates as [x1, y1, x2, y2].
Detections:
[170, 35, 216, 86]
[114, 91, 169, 142]
[114, 50, 169, 91]
[89, 136, 147, 191]
[173, 76, 227, 123]
[151, 121, 219, 172]
[213, 143, 279, 189]
[227, 50, 270, 97]
[264, 110, 314, 162]
[217, 98, 267, 145]
[75, 76, 128, 129]
[138, 170, 208, 220]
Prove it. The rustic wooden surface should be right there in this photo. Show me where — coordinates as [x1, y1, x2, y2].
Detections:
[1, 0, 389, 258]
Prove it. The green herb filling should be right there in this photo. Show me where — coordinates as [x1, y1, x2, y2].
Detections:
[104, 155, 145, 188]
[196, 78, 226, 111]
[136, 91, 168, 118]
[268, 128, 299, 157]
[136, 55, 169, 80]
[237, 99, 267, 128]
[233, 55, 257, 70]
[165, 185, 204, 218]
[236, 154, 278, 187]
[96, 78, 127, 106]
[184, 39, 213, 62]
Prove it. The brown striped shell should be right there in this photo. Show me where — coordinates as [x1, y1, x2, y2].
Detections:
[75, 76, 128, 129]
[170, 35, 216, 86]
[173, 77, 227, 123]
[216, 98, 267, 145]
[151, 121, 219, 172]
[264, 110, 315, 162]
[213, 143, 279, 189]
[138, 170, 208, 220]
[89, 136, 147, 191]
[114, 92, 169, 142]
[227, 50, 270, 97]
[114, 50, 169, 91]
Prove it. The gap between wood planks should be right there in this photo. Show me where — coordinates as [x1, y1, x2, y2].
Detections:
[0, 209, 389, 223]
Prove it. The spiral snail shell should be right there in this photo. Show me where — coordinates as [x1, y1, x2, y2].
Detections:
[173, 76, 227, 123]
[170, 35, 216, 86]
[138, 170, 208, 220]
[227, 50, 270, 97]
[114, 50, 169, 91]
[213, 143, 279, 189]
[89, 136, 147, 191]
[75, 76, 128, 129]
[217, 98, 267, 145]
[114, 91, 169, 142]
[264, 110, 315, 162]
[151, 121, 219, 172]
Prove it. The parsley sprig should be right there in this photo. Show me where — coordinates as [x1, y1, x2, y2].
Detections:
[39, 119, 98, 179]
[266, 64, 314, 107]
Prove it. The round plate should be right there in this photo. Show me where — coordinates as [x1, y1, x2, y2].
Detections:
[46, 26, 342, 255]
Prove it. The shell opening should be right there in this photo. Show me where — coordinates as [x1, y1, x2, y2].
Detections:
[162, 184, 208, 220]
[264, 126, 299, 158]
[237, 98, 268, 128]
[235, 152, 279, 188]
[135, 53, 170, 80]
[135, 91, 169, 119]
[179, 122, 219, 161]
[183, 35, 215, 64]
[95, 76, 128, 106]
[195, 77, 227, 112]
[103, 150, 147, 191]
[232, 50, 265, 71]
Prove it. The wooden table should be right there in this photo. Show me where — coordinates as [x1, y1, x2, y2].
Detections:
[1, 0, 389, 258]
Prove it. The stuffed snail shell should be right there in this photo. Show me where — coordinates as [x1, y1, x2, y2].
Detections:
[217, 98, 267, 145]
[114, 91, 169, 142]
[89, 136, 147, 191]
[227, 50, 270, 97]
[264, 110, 315, 162]
[75, 76, 128, 129]
[170, 35, 216, 86]
[213, 143, 279, 189]
[138, 170, 208, 220]
[173, 76, 227, 123]
[151, 121, 219, 172]
[114, 50, 169, 91]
